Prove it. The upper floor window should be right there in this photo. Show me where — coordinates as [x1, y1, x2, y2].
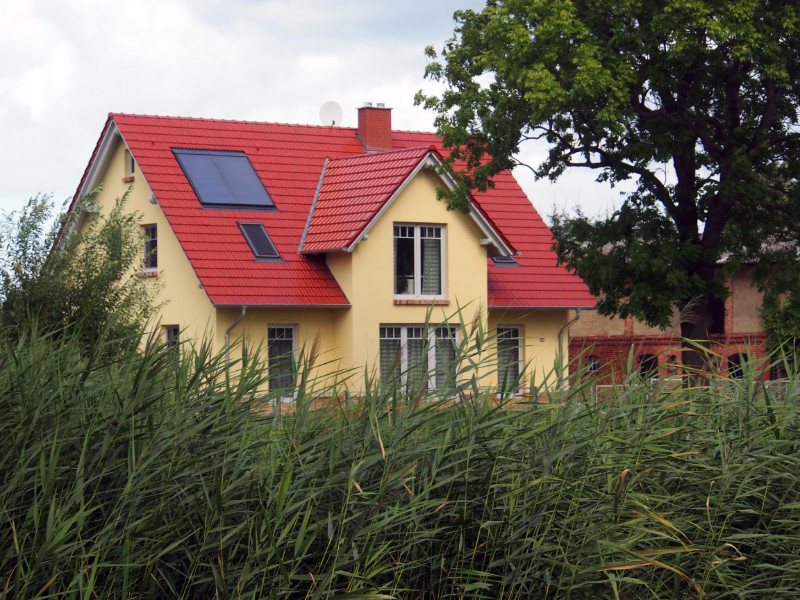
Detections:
[238, 222, 280, 260]
[142, 224, 157, 273]
[709, 295, 726, 334]
[394, 224, 443, 297]
[124, 149, 136, 182]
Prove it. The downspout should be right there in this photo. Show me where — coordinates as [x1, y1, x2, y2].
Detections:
[558, 308, 582, 377]
[225, 306, 247, 365]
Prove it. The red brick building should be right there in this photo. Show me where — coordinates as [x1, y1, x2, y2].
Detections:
[567, 268, 775, 383]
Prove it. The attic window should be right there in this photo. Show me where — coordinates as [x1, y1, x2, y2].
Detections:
[238, 222, 280, 259]
[491, 256, 518, 266]
[173, 148, 275, 209]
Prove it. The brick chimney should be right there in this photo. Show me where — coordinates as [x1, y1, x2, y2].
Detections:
[357, 102, 392, 152]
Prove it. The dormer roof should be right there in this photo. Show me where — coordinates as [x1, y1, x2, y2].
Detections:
[299, 147, 512, 256]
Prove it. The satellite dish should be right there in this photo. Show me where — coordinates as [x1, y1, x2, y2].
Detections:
[319, 101, 343, 126]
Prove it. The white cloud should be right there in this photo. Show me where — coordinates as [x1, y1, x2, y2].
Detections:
[9, 41, 78, 124]
[0, 2, 80, 124]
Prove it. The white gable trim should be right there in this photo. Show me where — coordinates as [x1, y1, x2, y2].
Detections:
[77, 121, 122, 201]
[346, 152, 513, 256]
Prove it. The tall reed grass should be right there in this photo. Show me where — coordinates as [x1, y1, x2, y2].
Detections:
[2, 324, 799, 599]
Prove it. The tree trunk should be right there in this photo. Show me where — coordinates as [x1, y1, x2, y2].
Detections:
[680, 292, 715, 383]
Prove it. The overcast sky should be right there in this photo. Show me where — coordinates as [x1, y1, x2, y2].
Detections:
[0, 0, 627, 221]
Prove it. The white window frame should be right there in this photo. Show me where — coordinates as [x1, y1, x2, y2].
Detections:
[379, 324, 459, 391]
[393, 224, 446, 299]
[126, 150, 136, 179]
[142, 224, 157, 274]
[267, 325, 297, 403]
[497, 326, 523, 397]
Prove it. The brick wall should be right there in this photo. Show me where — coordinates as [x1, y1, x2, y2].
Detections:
[569, 332, 771, 383]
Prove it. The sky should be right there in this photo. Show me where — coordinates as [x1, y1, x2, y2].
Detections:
[0, 0, 627, 221]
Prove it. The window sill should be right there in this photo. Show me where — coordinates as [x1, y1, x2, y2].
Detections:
[122, 176, 135, 183]
[394, 298, 450, 306]
[141, 270, 158, 278]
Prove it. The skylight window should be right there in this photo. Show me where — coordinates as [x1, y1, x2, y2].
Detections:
[491, 255, 518, 266]
[238, 222, 280, 259]
[173, 148, 275, 209]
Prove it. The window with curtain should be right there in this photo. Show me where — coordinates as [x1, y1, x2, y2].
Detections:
[393, 224, 443, 296]
[142, 224, 157, 272]
[379, 325, 456, 391]
[497, 326, 522, 394]
[434, 326, 458, 389]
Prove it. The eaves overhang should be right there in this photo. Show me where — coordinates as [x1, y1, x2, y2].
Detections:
[489, 305, 597, 310]
[212, 302, 352, 308]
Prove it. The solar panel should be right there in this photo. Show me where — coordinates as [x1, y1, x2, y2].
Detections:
[238, 222, 280, 259]
[491, 255, 518, 266]
[173, 148, 275, 209]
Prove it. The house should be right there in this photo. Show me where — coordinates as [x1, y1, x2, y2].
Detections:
[70, 104, 595, 396]
[567, 268, 775, 383]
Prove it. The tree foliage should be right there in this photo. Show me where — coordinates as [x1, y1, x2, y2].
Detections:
[0, 190, 159, 351]
[418, 0, 800, 347]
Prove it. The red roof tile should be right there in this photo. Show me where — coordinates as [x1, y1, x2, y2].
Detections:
[72, 113, 595, 309]
[301, 147, 436, 253]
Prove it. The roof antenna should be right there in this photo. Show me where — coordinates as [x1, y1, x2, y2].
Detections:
[319, 101, 343, 127]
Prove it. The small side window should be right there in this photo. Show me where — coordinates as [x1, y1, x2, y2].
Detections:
[124, 149, 136, 182]
[142, 224, 157, 274]
[164, 325, 179, 348]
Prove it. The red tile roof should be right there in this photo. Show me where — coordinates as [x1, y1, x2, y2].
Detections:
[73, 113, 596, 309]
[300, 147, 434, 253]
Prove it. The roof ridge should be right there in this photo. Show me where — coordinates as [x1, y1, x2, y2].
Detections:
[109, 112, 439, 135]
[109, 113, 447, 138]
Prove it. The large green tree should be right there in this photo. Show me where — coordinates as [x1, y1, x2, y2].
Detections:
[418, 0, 800, 367]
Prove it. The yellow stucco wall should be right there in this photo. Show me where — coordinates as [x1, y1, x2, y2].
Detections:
[488, 309, 568, 389]
[216, 306, 346, 392]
